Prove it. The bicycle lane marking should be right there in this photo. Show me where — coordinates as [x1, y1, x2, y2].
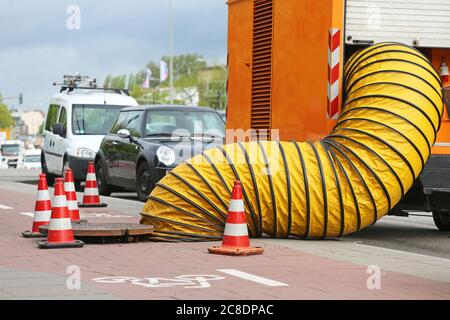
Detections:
[92, 275, 226, 289]
[19, 212, 34, 218]
[91, 270, 288, 289]
[217, 269, 289, 287]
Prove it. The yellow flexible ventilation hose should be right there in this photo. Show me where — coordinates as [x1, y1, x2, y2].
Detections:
[141, 43, 444, 240]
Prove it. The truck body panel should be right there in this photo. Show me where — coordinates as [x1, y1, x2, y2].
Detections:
[345, 0, 450, 48]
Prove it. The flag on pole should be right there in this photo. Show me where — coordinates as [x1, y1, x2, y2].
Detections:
[142, 68, 152, 89]
[160, 60, 169, 83]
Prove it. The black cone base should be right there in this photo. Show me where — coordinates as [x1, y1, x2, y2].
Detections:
[37, 240, 84, 249]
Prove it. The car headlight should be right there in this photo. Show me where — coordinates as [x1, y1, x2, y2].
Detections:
[77, 148, 96, 159]
[156, 146, 175, 166]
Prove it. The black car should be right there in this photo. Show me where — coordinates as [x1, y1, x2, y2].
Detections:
[95, 105, 225, 201]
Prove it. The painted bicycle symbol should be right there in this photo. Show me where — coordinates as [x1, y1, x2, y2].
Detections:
[92, 275, 226, 289]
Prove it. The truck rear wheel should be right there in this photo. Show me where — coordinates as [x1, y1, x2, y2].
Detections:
[433, 210, 450, 231]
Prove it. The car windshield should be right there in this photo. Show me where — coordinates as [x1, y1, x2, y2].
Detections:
[24, 155, 40, 163]
[72, 105, 124, 135]
[1, 145, 20, 155]
[145, 110, 225, 138]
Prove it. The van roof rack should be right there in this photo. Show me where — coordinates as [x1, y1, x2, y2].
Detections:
[53, 74, 130, 96]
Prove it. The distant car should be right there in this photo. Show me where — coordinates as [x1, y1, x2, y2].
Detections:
[96, 105, 226, 201]
[23, 149, 42, 170]
[217, 110, 226, 122]
[0, 156, 8, 169]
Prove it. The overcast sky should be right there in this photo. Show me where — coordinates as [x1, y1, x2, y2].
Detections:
[0, 0, 228, 111]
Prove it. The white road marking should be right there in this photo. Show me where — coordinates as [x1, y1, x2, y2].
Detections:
[92, 275, 226, 289]
[0, 204, 13, 210]
[20, 212, 34, 218]
[81, 213, 132, 218]
[217, 269, 289, 287]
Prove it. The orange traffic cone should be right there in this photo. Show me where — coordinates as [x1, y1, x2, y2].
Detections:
[22, 174, 52, 238]
[64, 168, 83, 222]
[37, 178, 84, 249]
[208, 181, 264, 256]
[78, 162, 107, 208]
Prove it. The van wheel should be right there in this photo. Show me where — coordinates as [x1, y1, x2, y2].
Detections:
[433, 210, 450, 231]
[96, 160, 111, 196]
[41, 153, 56, 186]
[136, 161, 155, 202]
[63, 158, 70, 178]
[62, 158, 82, 191]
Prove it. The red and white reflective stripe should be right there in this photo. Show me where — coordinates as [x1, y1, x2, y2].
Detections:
[224, 223, 249, 237]
[83, 187, 99, 196]
[440, 63, 449, 84]
[36, 190, 51, 201]
[49, 218, 72, 231]
[34, 210, 52, 222]
[86, 173, 96, 182]
[228, 199, 244, 212]
[53, 195, 68, 208]
[67, 200, 78, 211]
[328, 28, 341, 120]
[64, 182, 75, 192]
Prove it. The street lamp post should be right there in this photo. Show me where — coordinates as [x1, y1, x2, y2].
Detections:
[169, 0, 174, 104]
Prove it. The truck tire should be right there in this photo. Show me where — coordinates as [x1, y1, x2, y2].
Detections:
[95, 159, 112, 197]
[41, 152, 56, 186]
[433, 210, 450, 232]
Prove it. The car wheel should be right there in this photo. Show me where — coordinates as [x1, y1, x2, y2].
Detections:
[74, 181, 83, 192]
[433, 210, 450, 231]
[136, 161, 155, 202]
[41, 153, 56, 186]
[62, 158, 70, 178]
[96, 159, 112, 196]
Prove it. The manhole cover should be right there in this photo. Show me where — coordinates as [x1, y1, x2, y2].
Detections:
[39, 223, 154, 242]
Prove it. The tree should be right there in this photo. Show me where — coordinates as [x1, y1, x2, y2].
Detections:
[103, 53, 224, 106]
[197, 66, 227, 109]
[161, 54, 207, 83]
[0, 97, 13, 129]
[38, 122, 45, 135]
[103, 75, 112, 87]
[104, 74, 127, 89]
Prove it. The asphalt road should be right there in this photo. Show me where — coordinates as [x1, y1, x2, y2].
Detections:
[3, 168, 449, 259]
[346, 214, 450, 259]
[0, 168, 449, 299]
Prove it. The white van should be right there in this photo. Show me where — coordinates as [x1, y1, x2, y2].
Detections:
[42, 75, 138, 188]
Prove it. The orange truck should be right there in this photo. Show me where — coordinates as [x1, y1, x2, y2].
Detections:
[226, 0, 450, 230]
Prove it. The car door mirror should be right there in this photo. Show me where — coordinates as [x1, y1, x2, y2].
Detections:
[117, 129, 131, 140]
[52, 123, 66, 137]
